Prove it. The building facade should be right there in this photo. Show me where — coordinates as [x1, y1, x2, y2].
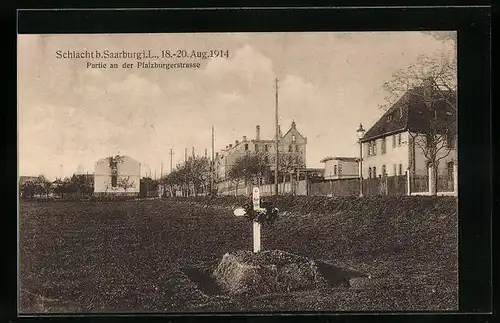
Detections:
[360, 82, 457, 192]
[94, 155, 141, 195]
[216, 121, 307, 184]
[321, 157, 359, 180]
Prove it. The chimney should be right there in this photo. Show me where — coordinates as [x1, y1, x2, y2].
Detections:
[229, 144, 233, 148]
[243, 136, 247, 142]
[235, 140, 239, 145]
[256, 125, 260, 140]
[291, 120, 296, 129]
[225, 145, 228, 149]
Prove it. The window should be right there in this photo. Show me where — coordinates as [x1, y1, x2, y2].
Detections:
[111, 174, 117, 187]
[288, 145, 293, 152]
[264, 144, 269, 152]
[296, 145, 299, 152]
[392, 135, 396, 148]
[255, 144, 259, 152]
[398, 133, 402, 146]
[334, 165, 337, 175]
[447, 162, 454, 179]
[244, 144, 249, 151]
[446, 134, 455, 149]
[382, 165, 386, 176]
[373, 141, 377, 155]
[369, 167, 372, 178]
[381, 137, 386, 154]
[373, 167, 376, 177]
[399, 164, 403, 175]
[393, 164, 397, 176]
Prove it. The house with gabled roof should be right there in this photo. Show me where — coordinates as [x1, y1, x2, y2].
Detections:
[320, 156, 359, 180]
[360, 80, 457, 193]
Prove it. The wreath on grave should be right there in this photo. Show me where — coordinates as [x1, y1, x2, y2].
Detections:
[242, 200, 279, 225]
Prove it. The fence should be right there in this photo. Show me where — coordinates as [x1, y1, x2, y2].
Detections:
[437, 175, 454, 192]
[411, 175, 429, 193]
[216, 172, 455, 197]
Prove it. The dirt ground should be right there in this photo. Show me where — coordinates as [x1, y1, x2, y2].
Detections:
[18, 197, 458, 313]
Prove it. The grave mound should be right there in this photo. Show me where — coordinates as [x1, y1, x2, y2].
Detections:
[212, 250, 328, 295]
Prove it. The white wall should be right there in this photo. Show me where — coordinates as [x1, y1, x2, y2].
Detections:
[94, 155, 141, 193]
[324, 159, 359, 180]
[410, 132, 458, 176]
[363, 131, 409, 178]
[363, 131, 457, 178]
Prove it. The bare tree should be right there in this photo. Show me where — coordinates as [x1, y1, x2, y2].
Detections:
[117, 176, 136, 193]
[228, 153, 270, 196]
[278, 154, 304, 194]
[380, 53, 456, 112]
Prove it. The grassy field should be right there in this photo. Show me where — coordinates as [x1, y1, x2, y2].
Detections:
[19, 196, 458, 313]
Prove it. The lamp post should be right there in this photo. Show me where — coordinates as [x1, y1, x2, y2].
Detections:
[357, 123, 365, 197]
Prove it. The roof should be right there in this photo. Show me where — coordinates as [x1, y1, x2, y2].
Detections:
[361, 86, 456, 142]
[19, 176, 40, 185]
[320, 156, 359, 163]
[95, 155, 140, 164]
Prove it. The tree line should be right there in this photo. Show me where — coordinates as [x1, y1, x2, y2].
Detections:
[162, 153, 304, 197]
[20, 174, 94, 199]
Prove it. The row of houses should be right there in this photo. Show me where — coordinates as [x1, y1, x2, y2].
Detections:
[20, 80, 457, 198]
[216, 79, 458, 196]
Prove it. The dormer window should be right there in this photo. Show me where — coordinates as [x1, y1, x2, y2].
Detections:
[387, 114, 393, 122]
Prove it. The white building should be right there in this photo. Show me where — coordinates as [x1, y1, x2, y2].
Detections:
[94, 155, 141, 195]
[320, 157, 359, 180]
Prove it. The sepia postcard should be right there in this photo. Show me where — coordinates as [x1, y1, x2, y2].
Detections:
[18, 31, 459, 314]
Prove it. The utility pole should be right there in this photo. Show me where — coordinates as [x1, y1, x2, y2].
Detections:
[160, 163, 163, 179]
[274, 77, 279, 197]
[185, 148, 187, 163]
[170, 149, 174, 173]
[211, 125, 215, 196]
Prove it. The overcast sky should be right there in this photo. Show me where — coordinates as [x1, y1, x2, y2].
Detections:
[18, 32, 455, 180]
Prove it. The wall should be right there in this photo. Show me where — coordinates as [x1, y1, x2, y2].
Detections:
[411, 132, 458, 176]
[94, 156, 141, 194]
[324, 159, 359, 180]
[363, 131, 410, 179]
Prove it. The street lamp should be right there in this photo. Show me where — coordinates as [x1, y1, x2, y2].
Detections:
[357, 123, 365, 197]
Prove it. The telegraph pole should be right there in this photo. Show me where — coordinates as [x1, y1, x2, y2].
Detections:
[184, 148, 187, 163]
[170, 149, 174, 173]
[211, 125, 215, 196]
[274, 78, 279, 196]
